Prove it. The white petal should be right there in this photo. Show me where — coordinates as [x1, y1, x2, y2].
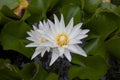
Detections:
[26, 43, 39, 47]
[80, 29, 90, 34]
[33, 25, 37, 30]
[69, 39, 82, 44]
[60, 14, 65, 32]
[28, 30, 41, 40]
[75, 35, 88, 40]
[31, 47, 43, 59]
[48, 19, 56, 34]
[65, 45, 87, 57]
[69, 29, 81, 39]
[53, 14, 60, 33]
[37, 29, 45, 34]
[42, 34, 54, 42]
[74, 45, 87, 57]
[46, 29, 56, 40]
[46, 47, 50, 52]
[41, 48, 47, 57]
[27, 31, 33, 37]
[66, 18, 73, 35]
[26, 37, 35, 42]
[74, 23, 83, 29]
[39, 21, 44, 29]
[54, 14, 59, 25]
[39, 42, 54, 47]
[69, 23, 83, 39]
[43, 20, 49, 30]
[49, 49, 59, 66]
[58, 47, 64, 56]
[64, 49, 71, 61]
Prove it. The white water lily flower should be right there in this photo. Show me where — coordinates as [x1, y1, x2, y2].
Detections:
[38, 14, 89, 66]
[26, 21, 50, 59]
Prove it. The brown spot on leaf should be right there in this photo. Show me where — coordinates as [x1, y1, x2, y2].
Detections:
[102, 0, 111, 3]
[13, 0, 29, 17]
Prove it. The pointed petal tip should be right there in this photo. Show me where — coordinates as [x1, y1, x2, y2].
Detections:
[25, 44, 32, 47]
[87, 29, 90, 33]
[49, 63, 52, 66]
[41, 54, 44, 57]
[49, 60, 54, 66]
[25, 45, 29, 47]
[68, 17, 74, 25]
[26, 31, 29, 33]
[31, 52, 39, 60]
[77, 52, 87, 57]
[83, 54, 87, 57]
[78, 50, 87, 57]
[47, 19, 51, 22]
[79, 23, 83, 27]
[25, 43, 38, 47]
[71, 17, 74, 21]
[49, 57, 56, 66]
[60, 14, 64, 20]
[66, 56, 72, 62]
[84, 29, 90, 33]
[61, 14, 64, 17]
[31, 56, 34, 60]
[32, 25, 37, 30]
[53, 14, 57, 19]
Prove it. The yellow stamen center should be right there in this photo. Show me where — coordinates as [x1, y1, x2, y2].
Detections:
[40, 38, 46, 43]
[56, 33, 69, 47]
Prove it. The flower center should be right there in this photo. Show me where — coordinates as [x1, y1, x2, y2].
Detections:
[56, 33, 69, 47]
[40, 38, 46, 43]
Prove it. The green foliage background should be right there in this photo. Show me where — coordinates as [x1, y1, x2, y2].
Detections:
[0, 0, 120, 80]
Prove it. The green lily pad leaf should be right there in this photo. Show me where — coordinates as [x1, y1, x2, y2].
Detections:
[84, 12, 118, 40]
[26, 0, 44, 24]
[0, 21, 33, 58]
[100, 2, 120, 16]
[112, 0, 120, 6]
[113, 6, 120, 16]
[1, 6, 31, 21]
[72, 55, 87, 67]
[84, 0, 102, 13]
[32, 62, 58, 80]
[101, 2, 116, 10]
[69, 56, 108, 80]
[20, 9, 31, 21]
[45, 73, 58, 80]
[0, 0, 19, 10]
[60, 0, 81, 6]
[20, 63, 36, 80]
[0, 59, 22, 80]
[31, 62, 48, 80]
[20, 62, 58, 80]
[0, 12, 14, 25]
[0, 6, 19, 19]
[105, 36, 120, 59]
[27, 0, 58, 24]
[85, 37, 108, 60]
[60, 4, 81, 24]
[43, 0, 58, 11]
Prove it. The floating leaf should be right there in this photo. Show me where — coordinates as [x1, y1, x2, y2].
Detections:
[0, 59, 22, 80]
[84, 0, 102, 13]
[1, 21, 33, 58]
[69, 56, 108, 80]
[20, 62, 58, 80]
[60, 4, 81, 24]
[105, 36, 120, 59]
[0, 0, 19, 9]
